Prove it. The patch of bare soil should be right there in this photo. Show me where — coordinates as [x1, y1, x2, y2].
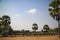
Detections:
[0, 35, 60, 40]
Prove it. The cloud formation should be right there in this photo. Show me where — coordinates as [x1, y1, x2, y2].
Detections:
[27, 8, 37, 14]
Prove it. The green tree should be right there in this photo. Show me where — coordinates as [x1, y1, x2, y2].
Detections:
[32, 23, 38, 32]
[0, 15, 13, 36]
[48, 0, 60, 37]
[43, 24, 49, 32]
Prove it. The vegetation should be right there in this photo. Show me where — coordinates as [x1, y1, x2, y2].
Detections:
[32, 23, 38, 31]
[0, 15, 13, 36]
[0, 15, 59, 37]
[43, 24, 49, 32]
[48, 0, 60, 37]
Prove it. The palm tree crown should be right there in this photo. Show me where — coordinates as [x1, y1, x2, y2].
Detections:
[32, 23, 38, 31]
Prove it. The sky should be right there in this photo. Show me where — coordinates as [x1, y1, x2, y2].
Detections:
[0, 0, 58, 31]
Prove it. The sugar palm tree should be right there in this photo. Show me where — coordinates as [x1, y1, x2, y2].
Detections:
[48, 0, 60, 37]
[43, 24, 49, 32]
[0, 15, 12, 36]
[32, 23, 38, 32]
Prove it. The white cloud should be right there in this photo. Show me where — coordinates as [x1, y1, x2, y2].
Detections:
[27, 8, 37, 14]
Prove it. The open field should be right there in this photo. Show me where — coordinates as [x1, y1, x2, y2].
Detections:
[0, 35, 60, 40]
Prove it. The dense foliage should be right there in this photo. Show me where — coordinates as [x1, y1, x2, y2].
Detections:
[0, 15, 13, 36]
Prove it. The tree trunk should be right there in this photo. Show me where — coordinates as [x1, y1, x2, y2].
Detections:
[58, 20, 60, 37]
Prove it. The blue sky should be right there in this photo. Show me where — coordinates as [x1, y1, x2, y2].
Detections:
[0, 0, 58, 31]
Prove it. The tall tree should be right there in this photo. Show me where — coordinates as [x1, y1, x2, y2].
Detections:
[32, 23, 38, 32]
[48, 0, 60, 37]
[0, 15, 13, 36]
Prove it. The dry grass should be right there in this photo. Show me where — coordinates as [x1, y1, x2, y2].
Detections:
[0, 35, 60, 40]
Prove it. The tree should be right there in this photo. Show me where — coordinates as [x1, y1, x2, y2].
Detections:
[43, 24, 49, 32]
[54, 28, 59, 33]
[48, 0, 60, 37]
[48, 28, 59, 35]
[32, 23, 38, 32]
[0, 15, 13, 36]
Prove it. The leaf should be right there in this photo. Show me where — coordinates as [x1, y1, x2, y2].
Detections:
[48, 8, 54, 12]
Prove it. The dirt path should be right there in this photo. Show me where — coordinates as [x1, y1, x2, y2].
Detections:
[0, 35, 60, 40]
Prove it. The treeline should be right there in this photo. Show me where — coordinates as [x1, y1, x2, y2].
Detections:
[0, 15, 58, 37]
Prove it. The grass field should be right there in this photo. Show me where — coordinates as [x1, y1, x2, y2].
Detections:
[0, 35, 60, 40]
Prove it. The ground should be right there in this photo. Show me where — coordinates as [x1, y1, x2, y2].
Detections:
[0, 35, 60, 40]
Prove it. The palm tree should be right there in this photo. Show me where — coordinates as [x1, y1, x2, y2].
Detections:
[43, 25, 49, 32]
[48, 0, 60, 37]
[0, 15, 13, 36]
[2, 15, 11, 25]
[32, 23, 38, 32]
[0, 17, 3, 34]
